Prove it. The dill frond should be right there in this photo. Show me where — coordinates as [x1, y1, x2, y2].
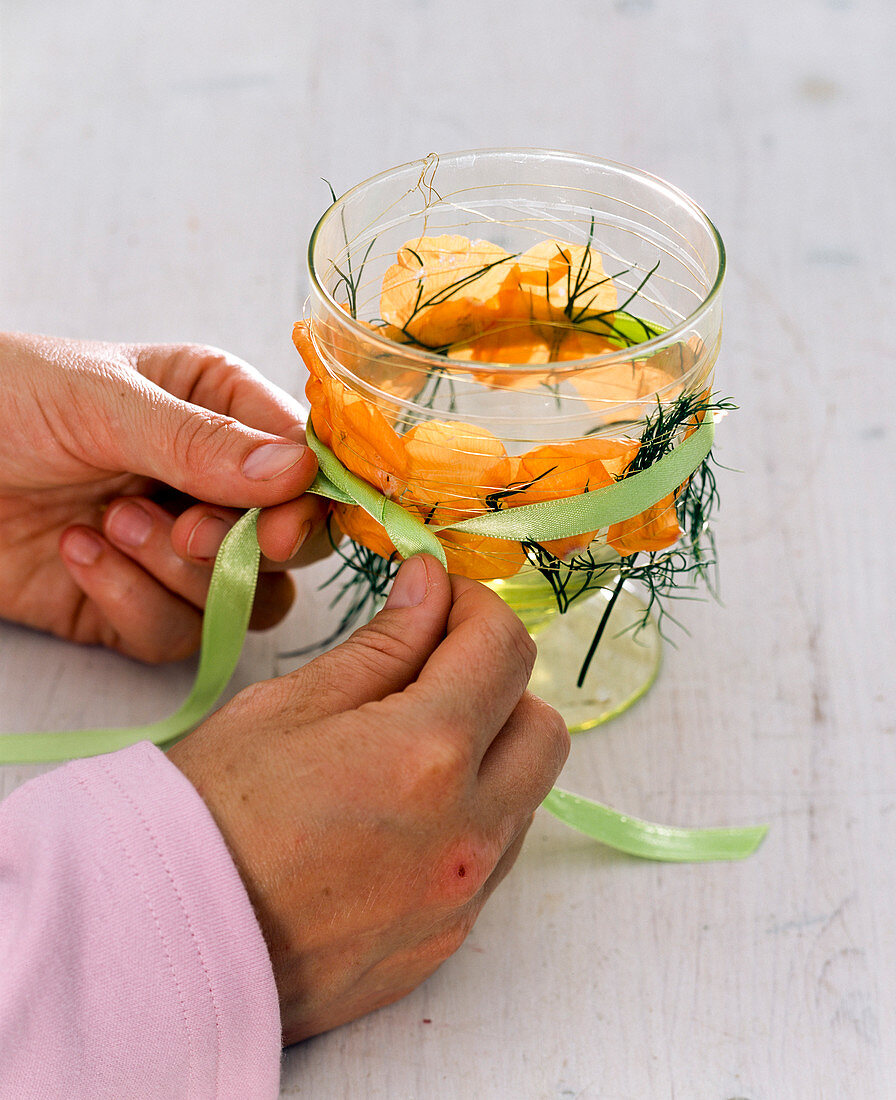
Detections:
[572, 392, 736, 684]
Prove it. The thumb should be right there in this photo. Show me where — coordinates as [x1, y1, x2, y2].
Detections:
[98, 368, 318, 509]
[283, 555, 453, 720]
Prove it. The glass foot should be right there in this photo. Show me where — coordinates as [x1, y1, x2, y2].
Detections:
[526, 584, 662, 732]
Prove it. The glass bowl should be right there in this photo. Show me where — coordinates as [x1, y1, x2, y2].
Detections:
[301, 149, 725, 729]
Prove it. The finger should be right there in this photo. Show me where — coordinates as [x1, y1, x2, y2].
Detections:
[58, 526, 203, 663]
[171, 497, 330, 569]
[398, 574, 538, 762]
[256, 496, 332, 565]
[478, 815, 532, 901]
[104, 497, 296, 629]
[81, 347, 320, 509]
[476, 692, 570, 833]
[277, 554, 453, 720]
[133, 343, 308, 438]
[104, 498, 216, 603]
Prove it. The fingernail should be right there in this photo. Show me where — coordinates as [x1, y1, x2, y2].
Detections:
[384, 555, 429, 610]
[106, 501, 153, 548]
[186, 516, 232, 561]
[62, 529, 103, 566]
[287, 521, 312, 560]
[242, 442, 306, 481]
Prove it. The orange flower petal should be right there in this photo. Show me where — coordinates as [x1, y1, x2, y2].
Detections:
[436, 237, 619, 378]
[607, 493, 681, 555]
[396, 420, 525, 578]
[326, 391, 408, 496]
[448, 323, 553, 366]
[332, 503, 400, 561]
[294, 323, 337, 451]
[438, 529, 527, 579]
[294, 321, 409, 495]
[380, 235, 511, 349]
[503, 438, 637, 560]
[570, 360, 681, 410]
[400, 420, 509, 513]
[493, 240, 618, 329]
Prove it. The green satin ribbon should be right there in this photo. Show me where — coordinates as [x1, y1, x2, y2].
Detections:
[304, 410, 716, 564]
[0, 421, 766, 862]
[0, 508, 262, 765]
[541, 788, 766, 862]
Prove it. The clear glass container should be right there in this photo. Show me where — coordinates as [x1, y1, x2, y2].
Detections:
[304, 149, 725, 730]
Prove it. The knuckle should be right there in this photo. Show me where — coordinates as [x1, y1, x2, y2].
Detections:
[280, 651, 363, 716]
[247, 668, 321, 724]
[426, 918, 474, 963]
[525, 692, 571, 775]
[227, 679, 270, 714]
[152, 622, 202, 664]
[346, 624, 424, 681]
[395, 732, 471, 807]
[283, 622, 426, 714]
[544, 700, 572, 768]
[481, 612, 537, 684]
[171, 408, 235, 471]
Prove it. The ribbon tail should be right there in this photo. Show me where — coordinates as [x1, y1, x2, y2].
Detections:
[0, 509, 262, 765]
[542, 786, 768, 862]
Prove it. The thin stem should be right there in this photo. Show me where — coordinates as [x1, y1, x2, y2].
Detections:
[577, 573, 627, 688]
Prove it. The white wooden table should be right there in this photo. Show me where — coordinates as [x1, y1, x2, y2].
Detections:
[2, 2, 894, 1096]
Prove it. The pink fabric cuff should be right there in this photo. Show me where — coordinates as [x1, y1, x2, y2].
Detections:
[0, 741, 281, 1098]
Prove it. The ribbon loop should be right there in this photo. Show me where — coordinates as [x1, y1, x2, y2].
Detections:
[306, 428, 447, 565]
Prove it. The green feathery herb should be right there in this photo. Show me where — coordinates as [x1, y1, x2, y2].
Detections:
[573, 392, 735, 685]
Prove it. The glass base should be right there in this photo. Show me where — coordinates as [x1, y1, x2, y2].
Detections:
[525, 585, 662, 732]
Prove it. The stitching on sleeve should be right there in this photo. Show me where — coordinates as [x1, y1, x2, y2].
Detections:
[98, 757, 226, 1095]
[73, 772, 199, 1096]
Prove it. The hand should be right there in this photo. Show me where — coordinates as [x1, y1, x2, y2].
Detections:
[168, 554, 570, 1043]
[0, 331, 330, 661]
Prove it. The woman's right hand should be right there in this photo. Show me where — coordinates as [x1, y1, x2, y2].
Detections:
[168, 554, 570, 1044]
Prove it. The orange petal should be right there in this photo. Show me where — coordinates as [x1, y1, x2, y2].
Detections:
[503, 438, 638, 560]
[497, 240, 617, 326]
[294, 321, 336, 449]
[438, 529, 527, 580]
[380, 235, 511, 349]
[550, 328, 618, 361]
[332, 503, 400, 561]
[294, 320, 410, 495]
[327, 390, 408, 497]
[400, 420, 510, 514]
[447, 322, 553, 366]
[393, 419, 526, 579]
[607, 493, 681, 555]
[568, 360, 681, 418]
[436, 238, 619, 372]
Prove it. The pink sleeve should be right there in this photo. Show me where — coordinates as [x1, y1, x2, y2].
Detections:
[0, 741, 282, 1098]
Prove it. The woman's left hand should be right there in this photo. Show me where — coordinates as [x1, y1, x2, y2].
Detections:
[0, 331, 329, 662]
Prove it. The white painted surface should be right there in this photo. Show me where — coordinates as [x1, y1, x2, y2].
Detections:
[1, 1, 894, 1096]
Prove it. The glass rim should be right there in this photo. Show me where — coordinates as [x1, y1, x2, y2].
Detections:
[306, 146, 726, 375]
